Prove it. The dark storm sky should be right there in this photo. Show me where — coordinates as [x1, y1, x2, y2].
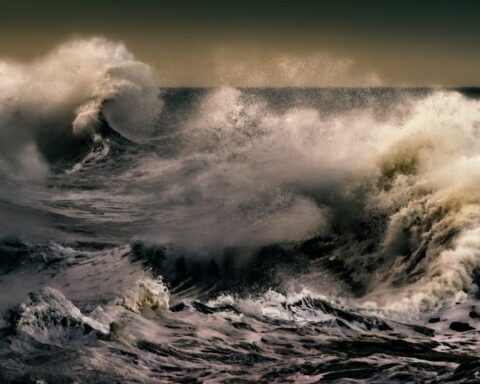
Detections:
[1, 0, 479, 86]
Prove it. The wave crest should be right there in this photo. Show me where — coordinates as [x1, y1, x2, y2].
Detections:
[0, 37, 162, 175]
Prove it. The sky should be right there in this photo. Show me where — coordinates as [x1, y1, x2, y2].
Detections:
[1, 0, 480, 86]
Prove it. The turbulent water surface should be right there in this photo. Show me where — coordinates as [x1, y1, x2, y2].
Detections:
[0, 39, 480, 383]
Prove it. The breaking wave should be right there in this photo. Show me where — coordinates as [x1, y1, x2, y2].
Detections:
[0, 37, 162, 176]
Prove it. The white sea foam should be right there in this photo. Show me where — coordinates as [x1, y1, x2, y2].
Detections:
[116, 277, 170, 314]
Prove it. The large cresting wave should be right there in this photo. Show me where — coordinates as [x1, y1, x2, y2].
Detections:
[0, 37, 162, 176]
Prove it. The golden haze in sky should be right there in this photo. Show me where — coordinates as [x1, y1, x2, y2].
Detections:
[1, 0, 479, 86]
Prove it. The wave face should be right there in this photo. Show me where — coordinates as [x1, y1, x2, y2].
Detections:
[1, 39, 480, 383]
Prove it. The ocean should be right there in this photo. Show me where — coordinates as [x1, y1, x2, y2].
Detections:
[0, 39, 479, 383]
